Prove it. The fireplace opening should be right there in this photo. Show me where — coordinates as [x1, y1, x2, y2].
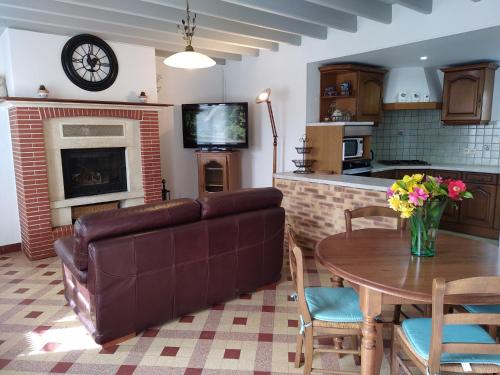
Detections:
[61, 147, 128, 199]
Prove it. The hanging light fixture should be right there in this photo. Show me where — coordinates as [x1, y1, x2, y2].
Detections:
[164, 1, 216, 69]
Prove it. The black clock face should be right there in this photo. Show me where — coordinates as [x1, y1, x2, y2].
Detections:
[61, 34, 118, 91]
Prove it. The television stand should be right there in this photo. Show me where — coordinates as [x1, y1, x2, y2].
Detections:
[196, 150, 240, 197]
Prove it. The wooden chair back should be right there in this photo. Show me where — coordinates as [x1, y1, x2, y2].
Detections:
[288, 230, 313, 325]
[344, 206, 406, 232]
[288, 225, 299, 294]
[428, 276, 500, 375]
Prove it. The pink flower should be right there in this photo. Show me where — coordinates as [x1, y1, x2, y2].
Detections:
[448, 180, 466, 200]
[434, 176, 444, 184]
[408, 187, 429, 206]
[387, 187, 394, 198]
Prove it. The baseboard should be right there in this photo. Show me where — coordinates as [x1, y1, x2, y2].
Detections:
[0, 242, 21, 254]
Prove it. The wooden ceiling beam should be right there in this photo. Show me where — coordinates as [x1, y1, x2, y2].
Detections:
[379, 0, 433, 15]
[54, 0, 301, 45]
[143, 0, 327, 39]
[222, 0, 357, 32]
[305, 0, 392, 24]
[0, 5, 252, 57]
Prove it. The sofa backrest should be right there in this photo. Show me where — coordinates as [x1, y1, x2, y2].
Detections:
[73, 199, 200, 270]
[197, 187, 283, 220]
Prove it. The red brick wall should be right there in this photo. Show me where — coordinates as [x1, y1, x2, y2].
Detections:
[8, 106, 162, 260]
[276, 178, 396, 251]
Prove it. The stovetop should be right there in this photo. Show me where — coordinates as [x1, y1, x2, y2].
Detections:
[378, 160, 431, 166]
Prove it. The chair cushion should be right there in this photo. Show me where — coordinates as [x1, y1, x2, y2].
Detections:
[463, 305, 500, 314]
[304, 287, 363, 323]
[401, 318, 500, 365]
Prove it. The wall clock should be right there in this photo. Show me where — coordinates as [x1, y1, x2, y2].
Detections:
[61, 34, 118, 91]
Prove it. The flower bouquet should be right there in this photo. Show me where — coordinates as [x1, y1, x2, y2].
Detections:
[387, 174, 473, 257]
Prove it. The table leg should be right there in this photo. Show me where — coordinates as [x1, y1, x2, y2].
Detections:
[359, 286, 383, 375]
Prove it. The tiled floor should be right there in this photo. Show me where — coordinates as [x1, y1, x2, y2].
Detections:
[0, 250, 399, 375]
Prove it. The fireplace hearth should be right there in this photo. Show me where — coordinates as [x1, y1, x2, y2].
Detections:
[61, 147, 128, 199]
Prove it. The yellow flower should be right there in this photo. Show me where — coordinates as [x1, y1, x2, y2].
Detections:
[388, 195, 401, 211]
[391, 182, 405, 194]
[399, 201, 415, 218]
[413, 174, 424, 182]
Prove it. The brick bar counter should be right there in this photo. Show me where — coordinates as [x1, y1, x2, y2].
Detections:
[275, 172, 396, 251]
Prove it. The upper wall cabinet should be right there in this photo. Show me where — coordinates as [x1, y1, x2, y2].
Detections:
[441, 63, 498, 125]
[319, 64, 386, 123]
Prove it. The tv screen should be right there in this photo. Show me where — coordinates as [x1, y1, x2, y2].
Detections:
[182, 102, 248, 149]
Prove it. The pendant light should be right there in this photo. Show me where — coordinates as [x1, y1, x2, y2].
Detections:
[164, 1, 216, 69]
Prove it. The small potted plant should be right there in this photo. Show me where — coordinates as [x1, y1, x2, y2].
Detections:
[387, 174, 473, 257]
[38, 85, 49, 98]
[139, 91, 148, 103]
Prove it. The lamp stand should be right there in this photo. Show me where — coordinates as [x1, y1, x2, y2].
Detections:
[266, 101, 278, 186]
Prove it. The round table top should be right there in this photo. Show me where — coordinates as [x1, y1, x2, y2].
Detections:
[315, 228, 500, 302]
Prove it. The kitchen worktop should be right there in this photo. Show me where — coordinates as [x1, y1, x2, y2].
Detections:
[371, 162, 500, 174]
[274, 172, 391, 192]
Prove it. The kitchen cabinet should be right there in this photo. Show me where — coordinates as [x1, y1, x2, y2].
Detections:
[459, 183, 496, 228]
[357, 72, 384, 121]
[441, 63, 497, 125]
[371, 168, 500, 239]
[319, 64, 386, 123]
[370, 170, 397, 179]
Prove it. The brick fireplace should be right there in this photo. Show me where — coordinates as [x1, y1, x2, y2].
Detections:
[5, 99, 166, 260]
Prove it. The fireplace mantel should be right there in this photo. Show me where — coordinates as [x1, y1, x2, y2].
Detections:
[0, 96, 173, 109]
[6, 101, 163, 260]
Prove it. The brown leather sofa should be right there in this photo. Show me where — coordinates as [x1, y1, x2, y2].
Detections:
[54, 188, 285, 344]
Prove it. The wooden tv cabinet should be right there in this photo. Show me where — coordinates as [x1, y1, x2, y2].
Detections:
[196, 150, 241, 197]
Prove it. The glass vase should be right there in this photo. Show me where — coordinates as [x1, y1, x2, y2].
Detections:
[409, 200, 448, 257]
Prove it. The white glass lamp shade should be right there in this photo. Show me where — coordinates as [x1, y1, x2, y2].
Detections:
[163, 46, 216, 70]
[256, 88, 271, 103]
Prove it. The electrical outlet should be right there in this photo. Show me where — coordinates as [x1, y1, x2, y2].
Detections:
[483, 145, 490, 151]
[397, 130, 404, 136]
[464, 148, 470, 155]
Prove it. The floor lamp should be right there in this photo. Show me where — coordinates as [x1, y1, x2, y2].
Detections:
[256, 88, 278, 186]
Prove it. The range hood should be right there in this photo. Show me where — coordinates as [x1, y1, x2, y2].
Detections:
[383, 67, 443, 103]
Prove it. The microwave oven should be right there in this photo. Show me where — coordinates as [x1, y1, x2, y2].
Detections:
[343, 137, 364, 160]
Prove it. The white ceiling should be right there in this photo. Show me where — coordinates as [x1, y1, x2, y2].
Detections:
[0, 0, 434, 65]
[318, 25, 500, 69]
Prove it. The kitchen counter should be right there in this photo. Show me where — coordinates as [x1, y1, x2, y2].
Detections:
[274, 171, 392, 192]
[371, 162, 500, 174]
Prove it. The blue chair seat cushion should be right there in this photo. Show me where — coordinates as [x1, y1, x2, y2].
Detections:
[463, 304, 500, 314]
[304, 287, 363, 323]
[401, 318, 500, 365]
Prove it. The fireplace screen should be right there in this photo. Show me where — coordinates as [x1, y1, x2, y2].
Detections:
[61, 148, 128, 199]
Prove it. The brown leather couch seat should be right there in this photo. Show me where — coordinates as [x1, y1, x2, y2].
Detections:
[55, 188, 285, 344]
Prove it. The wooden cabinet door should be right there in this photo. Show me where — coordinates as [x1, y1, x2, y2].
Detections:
[459, 183, 496, 228]
[430, 170, 462, 223]
[494, 186, 500, 230]
[370, 170, 396, 179]
[197, 154, 228, 196]
[357, 72, 384, 122]
[441, 69, 484, 124]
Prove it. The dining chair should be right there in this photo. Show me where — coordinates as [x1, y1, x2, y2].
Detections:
[288, 228, 382, 375]
[462, 304, 500, 339]
[391, 276, 500, 375]
[344, 206, 406, 324]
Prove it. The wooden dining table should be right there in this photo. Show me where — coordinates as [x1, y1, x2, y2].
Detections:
[315, 228, 500, 375]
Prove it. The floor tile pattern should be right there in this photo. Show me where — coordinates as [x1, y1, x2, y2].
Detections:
[0, 250, 406, 375]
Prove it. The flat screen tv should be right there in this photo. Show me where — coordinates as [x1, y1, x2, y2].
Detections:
[182, 102, 248, 149]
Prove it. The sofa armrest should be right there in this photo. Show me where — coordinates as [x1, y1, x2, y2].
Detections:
[54, 237, 88, 284]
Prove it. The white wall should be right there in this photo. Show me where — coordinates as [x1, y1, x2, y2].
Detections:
[224, 0, 500, 188]
[6, 29, 157, 102]
[156, 57, 225, 199]
[0, 28, 159, 246]
[0, 30, 21, 246]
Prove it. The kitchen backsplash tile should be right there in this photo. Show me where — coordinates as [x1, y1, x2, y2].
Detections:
[372, 109, 500, 166]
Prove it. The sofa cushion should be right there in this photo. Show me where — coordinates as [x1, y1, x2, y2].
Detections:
[73, 198, 200, 271]
[197, 187, 283, 220]
[54, 237, 88, 284]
